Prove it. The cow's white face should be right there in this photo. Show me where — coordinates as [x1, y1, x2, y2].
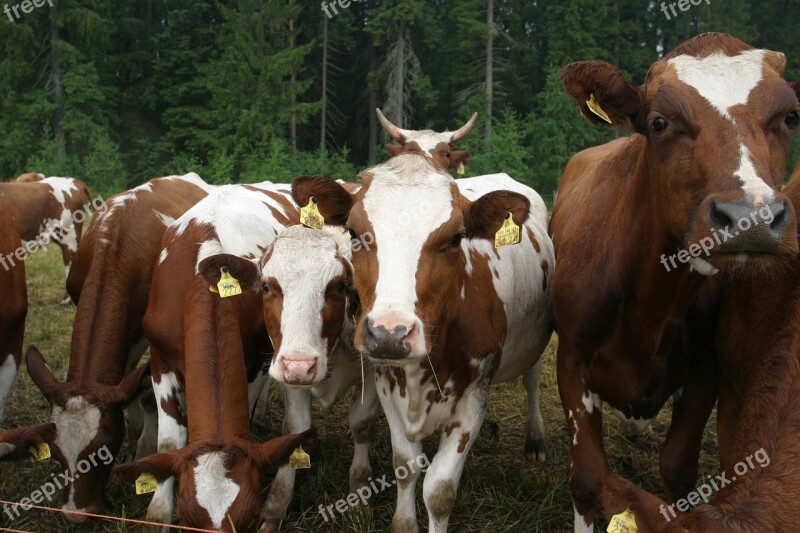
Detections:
[262, 226, 353, 386]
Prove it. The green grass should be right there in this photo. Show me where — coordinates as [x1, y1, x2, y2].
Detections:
[0, 246, 721, 532]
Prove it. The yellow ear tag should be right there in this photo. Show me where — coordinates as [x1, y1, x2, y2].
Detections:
[607, 509, 638, 533]
[586, 93, 613, 124]
[216, 266, 242, 298]
[29, 443, 50, 462]
[457, 162, 466, 175]
[495, 212, 521, 248]
[300, 197, 324, 231]
[289, 446, 311, 469]
[135, 472, 158, 495]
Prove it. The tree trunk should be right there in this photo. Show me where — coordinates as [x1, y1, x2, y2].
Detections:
[49, 13, 65, 165]
[289, 0, 297, 152]
[368, 44, 377, 163]
[320, 12, 328, 150]
[484, 0, 493, 151]
[392, 22, 405, 127]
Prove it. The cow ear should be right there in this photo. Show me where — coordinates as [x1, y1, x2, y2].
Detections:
[199, 254, 261, 291]
[26, 346, 61, 404]
[112, 363, 150, 407]
[560, 61, 645, 132]
[464, 191, 530, 241]
[253, 428, 317, 469]
[0, 423, 57, 462]
[600, 473, 675, 531]
[114, 452, 183, 484]
[385, 144, 403, 157]
[450, 150, 470, 170]
[292, 176, 353, 226]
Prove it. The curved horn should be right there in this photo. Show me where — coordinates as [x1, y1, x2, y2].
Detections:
[376, 108, 409, 144]
[450, 112, 478, 144]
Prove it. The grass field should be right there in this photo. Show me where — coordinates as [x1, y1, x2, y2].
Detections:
[0, 244, 721, 532]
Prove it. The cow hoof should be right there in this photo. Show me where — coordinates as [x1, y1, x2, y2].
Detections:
[259, 519, 281, 533]
[524, 437, 547, 463]
[349, 468, 372, 497]
[392, 516, 419, 533]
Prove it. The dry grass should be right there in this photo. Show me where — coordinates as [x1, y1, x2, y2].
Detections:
[0, 246, 721, 532]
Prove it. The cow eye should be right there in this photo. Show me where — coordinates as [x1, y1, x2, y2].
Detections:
[785, 111, 800, 129]
[261, 283, 270, 293]
[337, 281, 349, 293]
[444, 152, 451, 159]
[347, 228, 358, 240]
[650, 117, 668, 134]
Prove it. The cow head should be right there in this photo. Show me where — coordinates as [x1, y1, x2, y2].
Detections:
[377, 108, 477, 172]
[561, 33, 800, 275]
[0, 423, 57, 461]
[199, 226, 355, 387]
[25, 346, 148, 521]
[291, 157, 530, 363]
[115, 429, 314, 532]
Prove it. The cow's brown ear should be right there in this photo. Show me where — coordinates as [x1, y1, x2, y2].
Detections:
[26, 347, 61, 404]
[464, 191, 530, 240]
[0, 423, 57, 461]
[385, 144, 404, 157]
[450, 150, 470, 170]
[560, 61, 645, 132]
[112, 363, 151, 407]
[253, 428, 317, 469]
[292, 176, 353, 226]
[114, 452, 183, 483]
[199, 254, 261, 291]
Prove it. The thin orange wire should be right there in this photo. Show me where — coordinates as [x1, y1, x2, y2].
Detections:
[0, 499, 218, 532]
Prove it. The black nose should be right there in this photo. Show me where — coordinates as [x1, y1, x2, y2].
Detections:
[707, 199, 791, 253]
[363, 319, 411, 359]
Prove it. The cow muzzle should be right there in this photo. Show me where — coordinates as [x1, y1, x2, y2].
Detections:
[705, 197, 794, 253]
[362, 315, 421, 360]
[278, 355, 319, 385]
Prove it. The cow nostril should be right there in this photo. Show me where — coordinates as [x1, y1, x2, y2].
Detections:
[770, 202, 788, 230]
[708, 200, 734, 229]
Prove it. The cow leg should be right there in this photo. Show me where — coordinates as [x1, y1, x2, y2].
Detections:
[557, 345, 606, 533]
[135, 389, 158, 459]
[659, 369, 717, 502]
[0, 353, 18, 424]
[348, 369, 381, 494]
[248, 368, 271, 432]
[122, 338, 153, 460]
[56, 230, 79, 305]
[148, 367, 186, 531]
[382, 397, 423, 533]
[522, 359, 547, 462]
[260, 387, 311, 533]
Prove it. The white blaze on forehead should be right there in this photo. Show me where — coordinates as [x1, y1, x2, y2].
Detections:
[403, 130, 453, 157]
[42, 177, 79, 204]
[264, 226, 350, 358]
[364, 156, 454, 313]
[194, 451, 240, 530]
[52, 396, 101, 509]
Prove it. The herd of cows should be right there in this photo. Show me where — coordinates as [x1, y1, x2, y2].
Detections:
[1, 31, 800, 532]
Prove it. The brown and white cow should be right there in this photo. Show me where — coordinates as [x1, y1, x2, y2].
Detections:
[550, 32, 800, 531]
[293, 155, 554, 532]
[0, 199, 26, 424]
[377, 108, 477, 172]
[596, 173, 800, 531]
[0, 176, 93, 303]
[200, 224, 382, 532]
[22, 174, 213, 522]
[0, 423, 56, 461]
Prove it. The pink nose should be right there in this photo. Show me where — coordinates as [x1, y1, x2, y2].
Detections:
[280, 356, 318, 384]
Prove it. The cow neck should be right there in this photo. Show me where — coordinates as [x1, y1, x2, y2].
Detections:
[66, 243, 141, 385]
[183, 280, 251, 443]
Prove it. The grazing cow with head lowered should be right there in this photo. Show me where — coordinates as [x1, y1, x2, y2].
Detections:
[199, 224, 382, 532]
[0, 200, 27, 425]
[597, 173, 800, 531]
[22, 174, 212, 522]
[293, 154, 554, 532]
[377, 109, 477, 172]
[0, 176, 93, 303]
[551, 32, 800, 531]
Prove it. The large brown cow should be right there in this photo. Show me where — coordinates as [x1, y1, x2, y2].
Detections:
[22, 174, 213, 522]
[294, 155, 554, 532]
[0, 200, 27, 424]
[550, 32, 800, 531]
[0, 176, 93, 303]
[596, 172, 800, 531]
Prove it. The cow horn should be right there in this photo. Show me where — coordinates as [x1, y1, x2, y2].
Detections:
[376, 108, 410, 144]
[450, 112, 478, 144]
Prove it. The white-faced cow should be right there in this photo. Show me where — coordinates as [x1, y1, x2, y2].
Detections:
[293, 154, 554, 532]
[0, 176, 93, 303]
[551, 33, 800, 531]
[200, 224, 382, 532]
[23, 174, 213, 522]
[0, 200, 26, 424]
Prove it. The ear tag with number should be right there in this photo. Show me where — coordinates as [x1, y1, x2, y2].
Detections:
[216, 266, 242, 298]
[300, 197, 324, 230]
[29, 443, 50, 462]
[289, 446, 311, 469]
[135, 472, 158, 495]
[607, 509, 638, 533]
[457, 162, 466, 175]
[495, 212, 521, 248]
[586, 93, 613, 124]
